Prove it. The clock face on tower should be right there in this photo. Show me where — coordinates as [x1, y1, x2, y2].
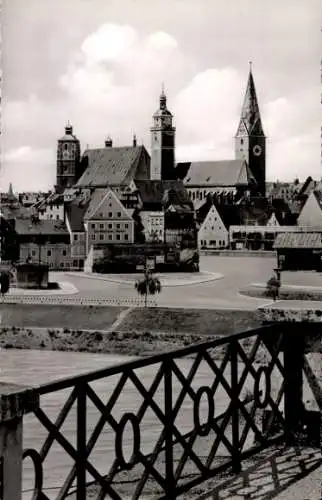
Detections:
[253, 145, 262, 156]
[63, 149, 70, 160]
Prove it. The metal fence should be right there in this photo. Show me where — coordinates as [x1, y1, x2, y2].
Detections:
[20, 323, 318, 499]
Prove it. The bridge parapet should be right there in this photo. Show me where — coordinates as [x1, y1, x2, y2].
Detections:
[0, 317, 321, 499]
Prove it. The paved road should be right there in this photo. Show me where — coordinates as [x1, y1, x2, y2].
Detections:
[48, 256, 277, 310]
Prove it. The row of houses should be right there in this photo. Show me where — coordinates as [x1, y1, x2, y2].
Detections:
[196, 187, 322, 250]
[0, 180, 196, 270]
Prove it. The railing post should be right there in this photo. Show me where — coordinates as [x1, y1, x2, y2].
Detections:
[0, 383, 39, 500]
[230, 340, 241, 473]
[282, 324, 305, 439]
[164, 358, 175, 499]
[76, 383, 87, 500]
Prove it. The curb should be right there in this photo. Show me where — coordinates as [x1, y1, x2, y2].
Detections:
[65, 272, 224, 287]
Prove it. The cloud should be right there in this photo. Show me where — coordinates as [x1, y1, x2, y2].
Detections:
[1, 21, 320, 192]
[1, 146, 56, 192]
[81, 24, 138, 65]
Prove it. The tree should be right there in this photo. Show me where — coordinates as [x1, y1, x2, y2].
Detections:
[0, 271, 10, 299]
[135, 267, 161, 307]
[266, 272, 281, 302]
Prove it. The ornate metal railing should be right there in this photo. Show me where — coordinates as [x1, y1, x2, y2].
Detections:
[20, 323, 314, 499]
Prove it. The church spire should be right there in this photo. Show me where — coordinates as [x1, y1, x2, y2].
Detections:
[236, 63, 265, 137]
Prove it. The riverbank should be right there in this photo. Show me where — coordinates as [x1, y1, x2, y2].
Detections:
[0, 304, 263, 340]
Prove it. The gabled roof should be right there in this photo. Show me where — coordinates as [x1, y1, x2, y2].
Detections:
[178, 159, 255, 187]
[274, 232, 322, 249]
[76, 146, 150, 187]
[15, 218, 69, 236]
[84, 188, 132, 221]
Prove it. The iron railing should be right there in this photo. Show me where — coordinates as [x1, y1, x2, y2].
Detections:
[21, 322, 315, 499]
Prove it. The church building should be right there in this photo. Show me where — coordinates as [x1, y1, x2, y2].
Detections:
[176, 64, 267, 202]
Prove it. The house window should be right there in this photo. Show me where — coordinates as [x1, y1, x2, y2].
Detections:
[240, 138, 244, 145]
[56, 215, 60, 220]
[47, 250, 52, 256]
[116, 234, 120, 240]
[108, 212, 112, 217]
[108, 223, 112, 229]
[62, 250, 67, 256]
[91, 223, 95, 229]
[31, 250, 36, 257]
[125, 223, 128, 229]
[100, 223, 104, 229]
[116, 223, 120, 229]
[60, 262, 64, 268]
[91, 234, 95, 240]
[117, 212, 121, 217]
[124, 234, 128, 241]
[108, 234, 112, 240]
[74, 234, 78, 241]
[99, 234, 104, 240]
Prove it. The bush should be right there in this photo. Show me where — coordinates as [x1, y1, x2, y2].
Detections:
[0, 271, 10, 296]
[266, 275, 281, 300]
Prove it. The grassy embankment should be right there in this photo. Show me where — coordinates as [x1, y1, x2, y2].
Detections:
[0, 304, 263, 356]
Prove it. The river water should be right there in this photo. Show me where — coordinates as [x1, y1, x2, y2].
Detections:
[0, 348, 317, 499]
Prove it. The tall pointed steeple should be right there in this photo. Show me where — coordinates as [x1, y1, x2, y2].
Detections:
[236, 62, 265, 137]
[235, 63, 266, 197]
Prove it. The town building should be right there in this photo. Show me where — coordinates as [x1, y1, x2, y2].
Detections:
[197, 202, 229, 249]
[274, 232, 322, 271]
[296, 190, 322, 227]
[65, 194, 89, 269]
[14, 218, 72, 269]
[36, 193, 65, 221]
[83, 188, 135, 255]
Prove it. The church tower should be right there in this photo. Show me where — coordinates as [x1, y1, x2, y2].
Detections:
[235, 64, 266, 196]
[150, 87, 176, 180]
[56, 122, 81, 191]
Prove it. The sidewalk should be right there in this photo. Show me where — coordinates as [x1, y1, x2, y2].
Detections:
[196, 446, 322, 500]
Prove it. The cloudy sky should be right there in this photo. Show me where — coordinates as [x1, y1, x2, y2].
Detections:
[1, 0, 321, 192]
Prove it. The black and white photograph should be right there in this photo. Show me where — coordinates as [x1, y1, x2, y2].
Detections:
[0, 1, 321, 498]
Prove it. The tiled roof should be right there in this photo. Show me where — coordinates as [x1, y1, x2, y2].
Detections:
[15, 218, 69, 235]
[65, 197, 89, 232]
[216, 203, 243, 228]
[76, 146, 149, 187]
[135, 180, 192, 211]
[84, 188, 132, 221]
[178, 160, 255, 186]
[37, 193, 64, 210]
[274, 232, 322, 249]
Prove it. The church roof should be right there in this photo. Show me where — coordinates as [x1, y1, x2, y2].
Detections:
[178, 159, 255, 187]
[236, 67, 265, 137]
[76, 146, 149, 187]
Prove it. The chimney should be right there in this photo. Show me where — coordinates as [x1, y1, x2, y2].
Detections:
[105, 136, 113, 147]
[133, 134, 137, 147]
